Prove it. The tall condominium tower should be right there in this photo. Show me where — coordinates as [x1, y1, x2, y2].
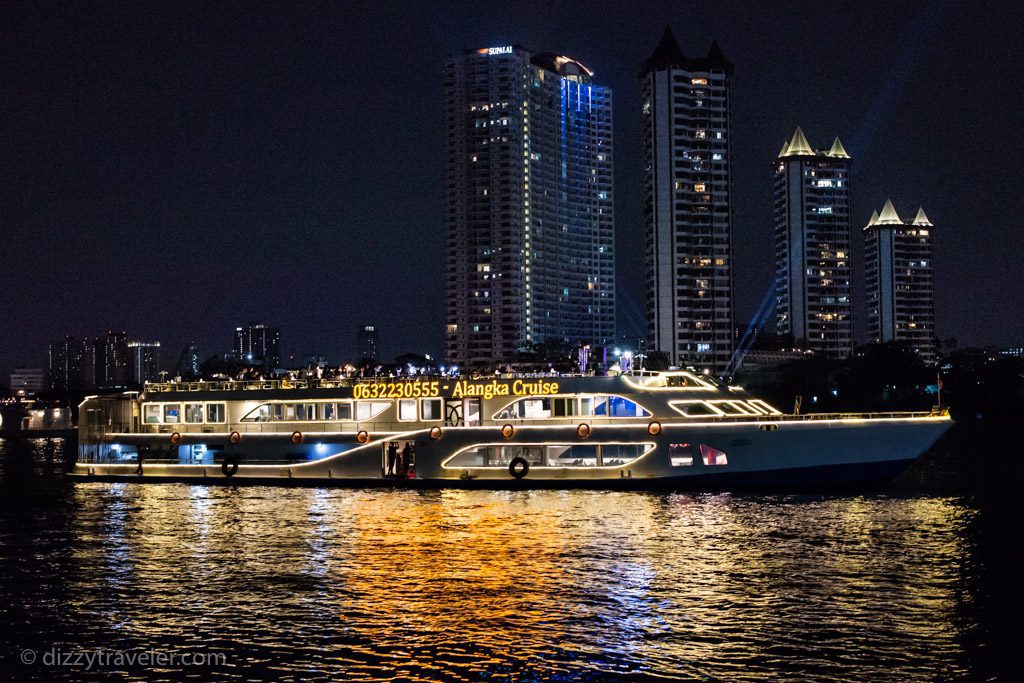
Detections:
[128, 341, 161, 385]
[864, 200, 937, 363]
[642, 28, 735, 373]
[444, 45, 614, 369]
[774, 128, 853, 357]
[234, 323, 281, 369]
[356, 324, 379, 363]
[96, 331, 129, 388]
[48, 335, 92, 391]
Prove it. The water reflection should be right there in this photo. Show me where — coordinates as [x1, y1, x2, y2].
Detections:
[3, 432, 1018, 680]
[45, 486, 973, 680]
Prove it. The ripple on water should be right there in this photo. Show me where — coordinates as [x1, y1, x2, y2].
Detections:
[0, 449, 991, 681]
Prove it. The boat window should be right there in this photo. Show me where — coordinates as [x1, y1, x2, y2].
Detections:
[398, 399, 417, 421]
[601, 444, 649, 466]
[241, 404, 270, 422]
[579, 397, 593, 416]
[594, 396, 651, 418]
[748, 400, 781, 415]
[295, 403, 317, 421]
[337, 401, 353, 420]
[356, 401, 390, 421]
[552, 397, 577, 417]
[670, 443, 694, 466]
[495, 398, 551, 420]
[185, 403, 204, 423]
[421, 398, 443, 421]
[320, 403, 337, 421]
[206, 403, 226, 423]
[700, 444, 728, 466]
[709, 401, 750, 416]
[445, 445, 545, 468]
[546, 444, 597, 466]
[739, 401, 768, 415]
[144, 404, 161, 424]
[163, 404, 180, 424]
[670, 401, 722, 417]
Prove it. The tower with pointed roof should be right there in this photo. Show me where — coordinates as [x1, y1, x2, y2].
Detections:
[773, 128, 854, 356]
[864, 201, 937, 362]
[641, 27, 735, 373]
[443, 45, 615, 368]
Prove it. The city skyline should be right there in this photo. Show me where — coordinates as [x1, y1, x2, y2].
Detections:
[3, 2, 1023, 379]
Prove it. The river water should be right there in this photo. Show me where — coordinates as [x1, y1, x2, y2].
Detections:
[1, 423, 1021, 681]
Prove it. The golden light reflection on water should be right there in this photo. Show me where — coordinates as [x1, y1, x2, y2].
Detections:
[66, 484, 971, 680]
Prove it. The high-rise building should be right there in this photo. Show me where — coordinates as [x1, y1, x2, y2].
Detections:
[96, 331, 129, 388]
[642, 28, 735, 373]
[864, 200, 937, 363]
[774, 127, 853, 357]
[175, 342, 201, 379]
[357, 324, 379, 363]
[234, 323, 280, 369]
[128, 341, 161, 385]
[48, 336, 92, 391]
[444, 45, 615, 368]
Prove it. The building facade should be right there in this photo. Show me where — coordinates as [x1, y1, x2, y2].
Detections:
[128, 341, 161, 385]
[642, 28, 735, 373]
[175, 343, 201, 379]
[234, 323, 281, 369]
[9, 368, 46, 396]
[48, 336, 93, 391]
[865, 200, 937, 363]
[444, 45, 615, 368]
[774, 128, 853, 357]
[96, 331, 129, 388]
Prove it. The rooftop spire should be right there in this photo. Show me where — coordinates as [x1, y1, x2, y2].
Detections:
[779, 127, 814, 158]
[827, 137, 850, 159]
[779, 140, 790, 157]
[912, 207, 933, 226]
[642, 27, 687, 73]
[704, 40, 735, 75]
[865, 210, 880, 229]
[876, 199, 903, 225]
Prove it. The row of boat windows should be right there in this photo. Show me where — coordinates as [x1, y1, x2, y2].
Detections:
[144, 403, 226, 424]
[140, 396, 779, 425]
[442, 442, 728, 468]
[669, 399, 780, 417]
[243, 401, 394, 423]
[445, 444, 653, 468]
[495, 395, 650, 419]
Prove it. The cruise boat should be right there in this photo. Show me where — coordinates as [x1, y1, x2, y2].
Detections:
[70, 371, 951, 487]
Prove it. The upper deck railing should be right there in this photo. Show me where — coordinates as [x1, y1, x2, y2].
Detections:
[141, 371, 655, 394]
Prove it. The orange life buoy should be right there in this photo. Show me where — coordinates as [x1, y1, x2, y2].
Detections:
[291, 431, 303, 445]
[576, 423, 591, 439]
[356, 430, 369, 444]
[170, 432, 182, 446]
[647, 421, 662, 436]
[429, 426, 444, 441]
[501, 424, 515, 439]
[229, 431, 242, 445]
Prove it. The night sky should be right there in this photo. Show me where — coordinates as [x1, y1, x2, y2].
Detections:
[3, 0, 1023, 378]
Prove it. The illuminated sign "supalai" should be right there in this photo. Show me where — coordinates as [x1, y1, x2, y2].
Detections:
[488, 46, 513, 55]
